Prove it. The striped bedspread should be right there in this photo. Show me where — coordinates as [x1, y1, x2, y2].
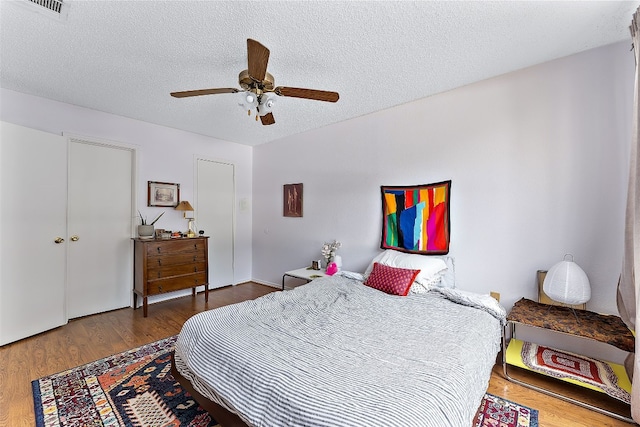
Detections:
[175, 276, 504, 427]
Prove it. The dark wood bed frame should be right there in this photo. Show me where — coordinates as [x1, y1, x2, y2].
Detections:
[171, 351, 249, 427]
[171, 350, 484, 427]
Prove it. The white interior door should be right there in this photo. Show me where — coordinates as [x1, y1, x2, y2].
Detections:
[197, 159, 234, 288]
[66, 138, 133, 319]
[0, 121, 67, 345]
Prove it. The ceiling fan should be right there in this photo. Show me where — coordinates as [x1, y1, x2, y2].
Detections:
[170, 39, 340, 126]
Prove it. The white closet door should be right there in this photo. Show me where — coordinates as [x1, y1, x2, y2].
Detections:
[66, 139, 133, 319]
[197, 159, 234, 288]
[0, 122, 67, 345]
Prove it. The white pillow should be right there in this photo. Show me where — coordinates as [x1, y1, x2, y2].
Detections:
[363, 249, 449, 293]
[439, 256, 456, 289]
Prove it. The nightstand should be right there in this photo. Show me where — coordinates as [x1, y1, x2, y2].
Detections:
[282, 267, 327, 290]
[502, 275, 634, 424]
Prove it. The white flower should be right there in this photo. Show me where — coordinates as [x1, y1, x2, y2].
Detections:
[321, 240, 341, 262]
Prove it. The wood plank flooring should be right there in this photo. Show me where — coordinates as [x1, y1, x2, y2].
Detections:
[0, 282, 635, 427]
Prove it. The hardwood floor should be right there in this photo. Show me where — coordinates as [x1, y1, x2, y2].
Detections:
[0, 282, 635, 427]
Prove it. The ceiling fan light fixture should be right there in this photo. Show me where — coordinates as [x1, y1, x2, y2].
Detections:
[245, 93, 256, 104]
[258, 94, 276, 116]
[238, 91, 258, 115]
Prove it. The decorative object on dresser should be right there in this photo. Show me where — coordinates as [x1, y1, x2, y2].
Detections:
[132, 236, 209, 317]
[147, 181, 180, 207]
[137, 210, 165, 239]
[175, 200, 196, 238]
[542, 254, 591, 309]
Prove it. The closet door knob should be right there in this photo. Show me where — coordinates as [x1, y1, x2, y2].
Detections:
[54, 237, 64, 244]
[70, 235, 79, 242]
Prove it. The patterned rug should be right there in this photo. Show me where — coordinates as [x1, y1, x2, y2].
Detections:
[521, 341, 631, 404]
[475, 393, 538, 427]
[33, 336, 538, 427]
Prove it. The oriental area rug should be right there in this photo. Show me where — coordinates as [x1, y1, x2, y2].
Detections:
[33, 336, 538, 427]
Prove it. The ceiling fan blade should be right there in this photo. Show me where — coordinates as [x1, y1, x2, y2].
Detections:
[170, 88, 239, 98]
[247, 39, 270, 82]
[274, 87, 339, 102]
[260, 112, 276, 126]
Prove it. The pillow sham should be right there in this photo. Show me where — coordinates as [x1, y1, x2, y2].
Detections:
[363, 249, 449, 292]
[363, 262, 420, 296]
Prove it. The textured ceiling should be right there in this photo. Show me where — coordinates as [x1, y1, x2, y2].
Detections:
[1, 1, 638, 146]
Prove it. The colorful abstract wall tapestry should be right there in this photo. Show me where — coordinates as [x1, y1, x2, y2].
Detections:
[380, 181, 451, 255]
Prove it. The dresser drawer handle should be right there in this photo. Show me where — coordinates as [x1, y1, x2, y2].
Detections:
[157, 259, 162, 266]
[194, 266, 198, 272]
[158, 285, 163, 292]
[194, 279, 199, 285]
[157, 247, 162, 253]
[157, 271, 162, 278]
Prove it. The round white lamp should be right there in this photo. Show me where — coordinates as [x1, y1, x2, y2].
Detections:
[543, 254, 591, 306]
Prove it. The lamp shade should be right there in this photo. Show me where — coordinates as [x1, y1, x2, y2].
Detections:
[542, 255, 591, 305]
[175, 200, 194, 211]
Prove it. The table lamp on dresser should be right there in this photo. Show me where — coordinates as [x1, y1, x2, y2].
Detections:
[175, 200, 196, 237]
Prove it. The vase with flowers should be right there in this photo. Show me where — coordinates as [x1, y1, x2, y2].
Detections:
[321, 240, 342, 271]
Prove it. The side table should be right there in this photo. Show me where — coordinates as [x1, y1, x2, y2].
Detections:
[282, 267, 327, 290]
[502, 298, 634, 423]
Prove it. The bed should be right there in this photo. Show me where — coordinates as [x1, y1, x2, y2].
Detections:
[172, 251, 506, 427]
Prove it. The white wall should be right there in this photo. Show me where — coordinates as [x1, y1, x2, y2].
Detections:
[252, 41, 634, 317]
[0, 88, 254, 288]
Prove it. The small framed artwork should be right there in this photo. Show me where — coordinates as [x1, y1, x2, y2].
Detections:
[148, 181, 180, 207]
[283, 183, 303, 217]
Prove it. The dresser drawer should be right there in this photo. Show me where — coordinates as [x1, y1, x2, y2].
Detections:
[147, 273, 207, 295]
[147, 262, 207, 279]
[148, 252, 206, 268]
[146, 239, 206, 257]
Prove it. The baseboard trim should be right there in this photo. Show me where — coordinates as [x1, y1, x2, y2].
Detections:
[250, 279, 281, 289]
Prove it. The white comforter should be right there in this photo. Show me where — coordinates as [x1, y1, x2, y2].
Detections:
[175, 276, 504, 427]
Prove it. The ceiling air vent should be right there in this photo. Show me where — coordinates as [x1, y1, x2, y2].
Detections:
[27, 0, 63, 14]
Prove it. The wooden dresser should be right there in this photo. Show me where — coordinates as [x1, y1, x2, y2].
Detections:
[133, 236, 209, 317]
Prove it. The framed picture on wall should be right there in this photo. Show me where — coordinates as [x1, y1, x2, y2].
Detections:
[380, 180, 451, 255]
[283, 183, 303, 217]
[148, 181, 180, 207]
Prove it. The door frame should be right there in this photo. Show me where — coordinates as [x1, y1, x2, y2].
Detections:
[64, 133, 138, 311]
[194, 155, 236, 287]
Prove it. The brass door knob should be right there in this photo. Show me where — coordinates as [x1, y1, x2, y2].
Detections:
[70, 235, 79, 242]
[54, 237, 64, 244]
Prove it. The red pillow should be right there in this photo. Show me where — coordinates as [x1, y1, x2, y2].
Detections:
[364, 262, 421, 296]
